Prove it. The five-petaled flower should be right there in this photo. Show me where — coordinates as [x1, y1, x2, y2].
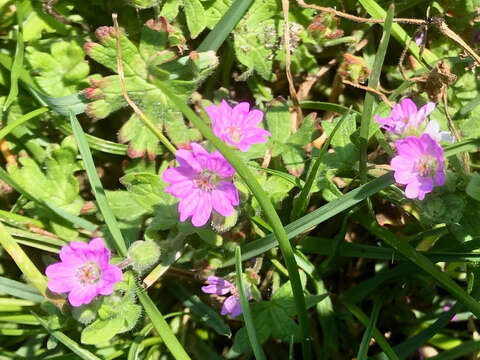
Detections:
[375, 98, 435, 137]
[201, 276, 248, 318]
[391, 134, 445, 200]
[163, 142, 239, 227]
[46, 238, 122, 307]
[206, 100, 271, 152]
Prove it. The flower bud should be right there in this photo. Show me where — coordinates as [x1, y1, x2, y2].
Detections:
[127, 240, 161, 272]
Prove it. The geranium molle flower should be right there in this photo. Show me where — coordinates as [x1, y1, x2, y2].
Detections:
[205, 100, 270, 152]
[162, 143, 239, 227]
[46, 238, 122, 307]
[375, 98, 435, 136]
[391, 134, 445, 200]
[201, 276, 249, 318]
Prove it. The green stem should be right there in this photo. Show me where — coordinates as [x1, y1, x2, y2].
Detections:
[151, 76, 311, 360]
[137, 291, 191, 360]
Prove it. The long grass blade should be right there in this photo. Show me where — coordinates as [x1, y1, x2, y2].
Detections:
[137, 291, 191, 360]
[0, 276, 44, 303]
[69, 112, 127, 256]
[0, 222, 65, 308]
[235, 247, 266, 360]
[291, 108, 351, 220]
[356, 216, 480, 319]
[33, 312, 101, 360]
[0, 108, 48, 141]
[358, 0, 438, 65]
[197, 0, 254, 52]
[222, 173, 394, 267]
[3, 14, 24, 111]
[356, 296, 383, 360]
[359, 4, 393, 184]
[150, 74, 312, 359]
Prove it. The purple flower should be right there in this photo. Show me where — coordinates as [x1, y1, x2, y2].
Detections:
[443, 302, 458, 322]
[415, 30, 425, 46]
[162, 143, 239, 227]
[375, 98, 435, 136]
[46, 238, 122, 307]
[205, 100, 271, 152]
[391, 134, 445, 200]
[201, 276, 248, 318]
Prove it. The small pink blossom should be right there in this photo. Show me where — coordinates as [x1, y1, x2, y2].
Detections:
[162, 143, 239, 227]
[201, 276, 249, 318]
[205, 100, 270, 152]
[375, 98, 435, 136]
[391, 134, 445, 200]
[46, 238, 122, 307]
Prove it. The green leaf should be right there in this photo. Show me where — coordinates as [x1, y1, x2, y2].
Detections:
[120, 172, 177, 214]
[84, 21, 217, 158]
[7, 136, 85, 238]
[183, 0, 207, 38]
[26, 41, 89, 96]
[232, 309, 271, 354]
[233, 0, 282, 80]
[81, 316, 124, 345]
[160, 0, 181, 21]
[466, 172, 480, 201]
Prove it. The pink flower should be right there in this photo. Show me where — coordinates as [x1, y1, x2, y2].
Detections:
[46, 238, 122, 307]
[205, 100, 271, 152]
[375, 98, 435, 136]
[391, 134, 445, 200]
[201, 276, 248, 318]
[162, 143, 239, 227]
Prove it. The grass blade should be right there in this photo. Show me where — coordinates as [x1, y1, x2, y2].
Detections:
[299, 101, 360, 115]
[0, 222, 65, 308]
[222, 173, 394, 267]
[169, 283, 231, 337]
[69, 112, 127, 256]
[235, 247, 266, 360]
[291, 108, 351, 220]
[137, 291, 191, 360]
[150, 74, 312, 359]
[342, 301, 399, 360]
[427, 339, 480, 360]
[359, 3, 393, 184]
[0, 276, 44, 303]
[371, 303, 460, 360]
[356, 216, 480, 319]
[358, 0, 438, 65]
[0, 108, 48, 141]
[33, 312, 101, 360]
[197, 0, 254, 52]
[356, 296, 383, 360]
[3, 26, 24, 111]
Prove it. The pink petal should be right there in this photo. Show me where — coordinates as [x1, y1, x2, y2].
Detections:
[68, 285, 97, 307]
[245, 109, 264, 127]
[208, 151, 235, 178]
[232, 102, 250, 126]
[176, 149, 202, 172]
[88, 238, 110, 267]
[399, 98, 418, 118]
[191, 193, 213, 227]
[212, 189, 235, 217]
[435, 169, 445, 186]
[165, 179, 195, 198]
[47, 276, 75, 293]
[216, 181, 239, 206]
[205, 105, 220, 125]
[162, 167, 196, 184]
[178, 190, 201, 222]
[45, 263, 78, 280]
[404, 181, 420, 199]
[201, 276, 232, 295]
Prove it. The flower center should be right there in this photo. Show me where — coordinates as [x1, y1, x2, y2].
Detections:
[194, 170, 218, 192]
[229, 284, 239, 298]
[225, 126, 242, 143]
[416, 155, 437, 177]
[76, 261, 101, 285]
